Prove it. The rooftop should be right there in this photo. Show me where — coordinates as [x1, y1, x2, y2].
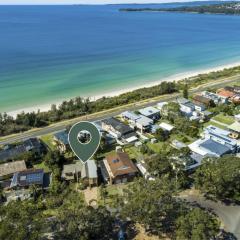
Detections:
[159, 122, 174, 132]
[228, 122, 240, 133]
[62, 162, 83, 176]
[54, 131, 69, 145]
[0, 138, 42, 162]
[177, 97, 189, 104]
[138, 106, 160, 117]
[217, 89, 235, 98]
[136, 115, 153, 127]
[106, 152, 138, 178]
[102, 117, 134, 135]
[0, 160, 26, 178]
[200, 139, 231, 156]
[192, 94, 212, 105]
[85, 160, 97, 179]
[121, 111, 140, 121]
[11, 169, 44, 188]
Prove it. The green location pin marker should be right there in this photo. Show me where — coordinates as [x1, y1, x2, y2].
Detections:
[68, 121, 101, 163]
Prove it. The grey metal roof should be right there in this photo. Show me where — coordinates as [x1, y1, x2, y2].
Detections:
[200, 139, 231, 156]
[54, 131, 69, 145]
[138, 107, 160, 117]
[0, 138, 42, 161]
[181, 101, 195, 109]
[177, 98, 189, 104]
[136, 115, 153, 126]
[11, 169, 44, 188]
[102, 117, 134, 135]
[121, 111, 140, 121]
[86, 160, 97, 179]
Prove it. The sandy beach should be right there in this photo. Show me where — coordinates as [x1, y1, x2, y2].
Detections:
[6, 61, 240, 118]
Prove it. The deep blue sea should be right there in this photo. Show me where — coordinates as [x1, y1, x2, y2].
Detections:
[1, 2, 240, 113]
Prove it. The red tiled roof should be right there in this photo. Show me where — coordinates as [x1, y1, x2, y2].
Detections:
[106, 152, 138, 178]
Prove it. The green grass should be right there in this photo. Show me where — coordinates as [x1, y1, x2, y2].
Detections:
[40, 134, 56, 151]
[124, 146, 142, 159]
[212, 113, 235, 125]
[98, 183, 129, 205]
[147, 142, 166, 153]
[34, 161, 50, 172]
[204, 120, 227, 130]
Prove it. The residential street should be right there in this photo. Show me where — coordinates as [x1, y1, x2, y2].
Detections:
[180, 189, 240, 239]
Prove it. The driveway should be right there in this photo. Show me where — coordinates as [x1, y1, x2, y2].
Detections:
[180, 189, 240, 239]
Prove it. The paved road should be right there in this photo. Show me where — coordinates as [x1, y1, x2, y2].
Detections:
[181, 193, 240, 239]
[0, 75, 239, 145]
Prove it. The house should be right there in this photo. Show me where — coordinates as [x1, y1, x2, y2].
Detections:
[0, 160, 26, 180]
[216, 88, 240, 104]
[135, 115, 153, 133]
[194, 103, 206, 112]
[177, 98, 195, 115]
[62, 160, 98, 186]
[171, 154, 200, 171]
[204, 125, 238, 151]
[201, 91, 228, 104]
[121, 111, 140, 124]
[138, 106, 160, 120]
[190, 138, 232, 158]
[159, 122, 175, 132]
[10, 169, 45, 189]
[101, 118, 138, 143]
[121, 111, 153, 133]
[61, 162, 83, 181]
[103, 133, 116, 145]
[216, 88, 235, 99]
[150, 124, 161, 134]
[53, 131, 69, 153]
[0, 138, 44, 162]
[101, 152, 138, 184]
[192, 94, 213, 107]
[93, 121, 116, 145]
[189, 125, 239, 160]
[177, 97, 207, 121]
[84, 160, 98, 186]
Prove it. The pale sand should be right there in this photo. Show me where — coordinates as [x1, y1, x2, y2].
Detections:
[6, 61, 240, 118]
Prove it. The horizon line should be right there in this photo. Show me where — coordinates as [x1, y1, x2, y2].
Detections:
[0, 0, 222, 6]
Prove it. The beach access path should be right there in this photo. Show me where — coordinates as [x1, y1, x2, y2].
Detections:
[0, 74, 239, 146]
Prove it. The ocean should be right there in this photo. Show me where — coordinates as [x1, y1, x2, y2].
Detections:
[1, 2, 240, 113]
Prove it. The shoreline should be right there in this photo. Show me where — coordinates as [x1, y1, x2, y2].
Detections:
[6, 61, 240, 118]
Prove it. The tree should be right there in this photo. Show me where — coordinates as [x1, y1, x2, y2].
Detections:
[194, 156, 240, 201]
[56, 192, 114, 240]
[120, 178, 182, 237]
[176, 208, 220, 240]
[146, 154, 173, 178]
[0, 201, 45, 240]
[161, 102, 181, 120]
[155, 128, 169, 142]
[183, 84, 189, 99]
[44, 150, 65, 170]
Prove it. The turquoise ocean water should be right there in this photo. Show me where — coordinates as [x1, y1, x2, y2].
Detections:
[1, 2, 240, 112]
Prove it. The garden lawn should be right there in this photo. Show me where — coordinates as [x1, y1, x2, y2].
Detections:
[40, 134, 56, 151]
[212, 113, 235, 125]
